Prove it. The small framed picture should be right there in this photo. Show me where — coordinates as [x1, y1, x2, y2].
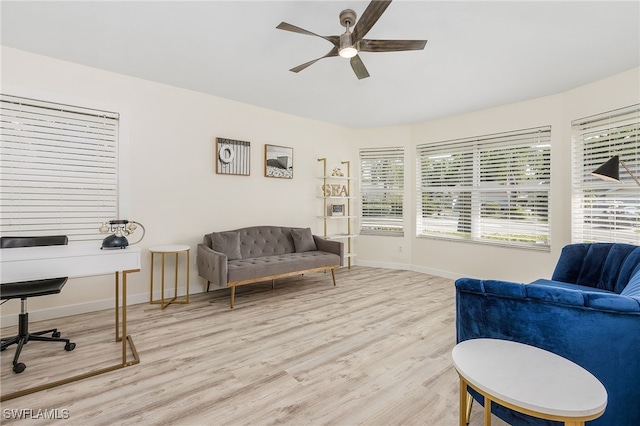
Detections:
[265, 144, 293, 179]
[216, 137, 250, 176]
[330, 204, 345, 216]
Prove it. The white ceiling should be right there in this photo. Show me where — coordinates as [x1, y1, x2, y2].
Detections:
[1, 1, 639, 129]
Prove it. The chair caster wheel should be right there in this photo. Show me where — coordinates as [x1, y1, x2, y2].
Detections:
[13, 363, 26, 374]
[52, 331, 61, 338]
[65, 342, 76, 351]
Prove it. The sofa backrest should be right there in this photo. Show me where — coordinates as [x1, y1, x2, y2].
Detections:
[204, 226, 298, 259]
[552, 243, 640, 293]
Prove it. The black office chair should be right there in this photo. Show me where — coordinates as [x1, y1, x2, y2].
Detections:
[1, 236, 76, 374]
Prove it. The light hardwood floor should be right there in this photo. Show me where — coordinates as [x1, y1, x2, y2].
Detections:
[0, 267, 507, 425]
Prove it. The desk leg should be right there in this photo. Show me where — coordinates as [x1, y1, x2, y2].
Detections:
[115, 269, 140, 366]
[1, 269, 141, 402]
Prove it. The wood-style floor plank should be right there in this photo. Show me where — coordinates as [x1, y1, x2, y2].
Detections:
[0, 267, 507, 425]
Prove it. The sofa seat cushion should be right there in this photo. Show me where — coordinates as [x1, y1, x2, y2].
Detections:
[529, 278, 614, 294]
[227, 251, 340, 284]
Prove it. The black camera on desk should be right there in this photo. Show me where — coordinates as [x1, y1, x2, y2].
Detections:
[99, 220, 145, 249]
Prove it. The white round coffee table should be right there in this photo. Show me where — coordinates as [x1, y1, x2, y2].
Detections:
[452, 338, 607, 426]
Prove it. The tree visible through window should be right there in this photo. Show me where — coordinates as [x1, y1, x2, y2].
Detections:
[417, 127, 551, 250]
[359, 147, 404, 236]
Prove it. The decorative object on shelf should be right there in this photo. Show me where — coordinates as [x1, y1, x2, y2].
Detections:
[265, 144, 293, 179]
[216, 137, 250, 176]
[592, 155, 640, 187]
[99, 220, 146, 249]
[331, 167, 344, 177]
[322, 183, 349, 197]
[330, 204, 345, 216]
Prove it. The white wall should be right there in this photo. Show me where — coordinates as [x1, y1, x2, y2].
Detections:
[354, 67, 640, 283]
[0, 47, 357, 325]
[1, 45, 639, 325]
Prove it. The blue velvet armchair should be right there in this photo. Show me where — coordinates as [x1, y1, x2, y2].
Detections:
[455, 243, 640, 426]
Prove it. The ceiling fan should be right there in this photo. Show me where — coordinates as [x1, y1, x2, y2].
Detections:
[276, 0, 427, 80]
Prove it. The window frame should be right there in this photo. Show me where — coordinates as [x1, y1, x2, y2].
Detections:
[0, 94, 120, 242]
[416, 126, 551, 251]
[571, 104, 640, 245]
[359, 147, 405, 236]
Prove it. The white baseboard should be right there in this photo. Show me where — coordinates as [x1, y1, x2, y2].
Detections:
[354, 259, 462, 281]
[1, 284, 208, 328]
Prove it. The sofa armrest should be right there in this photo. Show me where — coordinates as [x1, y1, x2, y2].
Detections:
[313, 236, 344, 266]
[196, 243, 228, 288]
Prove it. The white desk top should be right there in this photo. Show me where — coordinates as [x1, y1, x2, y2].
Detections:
[452, 338, 607, 419]
[0, 241, 141, 283]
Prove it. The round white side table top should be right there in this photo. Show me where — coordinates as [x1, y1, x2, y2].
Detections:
[149, 244, 190, 253]
[452, 338, 607, 419]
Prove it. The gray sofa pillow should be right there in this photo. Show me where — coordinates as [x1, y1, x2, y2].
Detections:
[291, 228, 317, 253]
[212, 231, 242, 260]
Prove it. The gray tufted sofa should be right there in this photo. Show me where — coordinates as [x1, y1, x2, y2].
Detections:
[197, 225, 344, 307]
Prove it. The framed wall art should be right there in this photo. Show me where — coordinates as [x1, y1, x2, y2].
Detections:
[330, 204, 345, 216]
[264, 144, 293, 179]
[216, 137, 250, 176]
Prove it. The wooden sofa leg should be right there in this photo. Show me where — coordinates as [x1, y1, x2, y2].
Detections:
[207, 281, 211, 292]
[331, 268, 336, 286]
[230, 286, 235, 308]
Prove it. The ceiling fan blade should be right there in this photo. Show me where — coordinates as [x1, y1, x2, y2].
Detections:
[350, 55, 370, 80]
[351, 0, 392, 43]
[290, 47, 339, 73]
[276, 22, 339, 45]
[359, 39, 427, 52]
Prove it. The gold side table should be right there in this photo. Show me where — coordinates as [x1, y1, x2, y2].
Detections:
[149, 244, 190, 309]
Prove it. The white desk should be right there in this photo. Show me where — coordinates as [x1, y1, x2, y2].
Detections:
[452, 339, 607, 426]
[0, 242, 141, 401]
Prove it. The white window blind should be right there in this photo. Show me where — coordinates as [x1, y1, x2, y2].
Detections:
[359, 147, 404, 236]
[417, 127, 551, 250]
[571, 104, 640, 244]
[0, 94, 119, 241]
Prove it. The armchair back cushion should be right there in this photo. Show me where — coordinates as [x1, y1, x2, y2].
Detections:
[552, 242, 640, 293]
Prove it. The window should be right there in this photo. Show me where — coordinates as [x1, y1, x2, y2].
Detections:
[0, 94, 119, 241]
[572, 104, 640, 244]
[359, 147, 404, 236]
[417, 127, 551, 250]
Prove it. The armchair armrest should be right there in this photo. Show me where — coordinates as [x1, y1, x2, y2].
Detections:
[196, 243, 228, 288]
[313, 236, 344, 267]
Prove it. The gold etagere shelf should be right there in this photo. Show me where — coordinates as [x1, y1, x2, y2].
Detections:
[318, 158, 356, 268]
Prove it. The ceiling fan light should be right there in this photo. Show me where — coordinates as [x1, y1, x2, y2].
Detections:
[339, 46, 358, 58]
[339, 31, 358, 58]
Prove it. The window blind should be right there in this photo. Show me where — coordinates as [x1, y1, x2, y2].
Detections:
[0, 94, 119, 241]
[571, 104, 640, 244]
[359, 147, 404, 236]
[417, 127, 551, 250]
